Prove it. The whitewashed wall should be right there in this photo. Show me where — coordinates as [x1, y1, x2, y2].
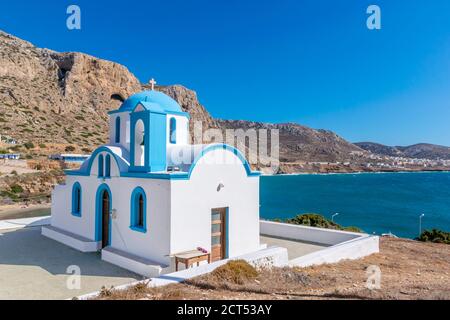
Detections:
[166, 114, 189, 145]
[109, 113, 131, 151]
[51, 151, 172, 265]
[170, 148, 260, 258]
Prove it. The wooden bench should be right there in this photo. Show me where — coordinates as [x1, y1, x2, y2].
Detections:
[173, 250, 211, 271]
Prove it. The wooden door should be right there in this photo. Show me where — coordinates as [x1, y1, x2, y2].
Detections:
[102, 190, 110, 248]
[211, 208, 227, 262]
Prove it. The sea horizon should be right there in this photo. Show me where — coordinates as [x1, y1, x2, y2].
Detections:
[260, 171, 450, 239]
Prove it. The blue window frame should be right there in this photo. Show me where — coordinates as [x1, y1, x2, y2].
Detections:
[130, 187, 147, 233]
[105, 154, 111, 178]
[115, 116, 121, 143]
[169, 117, 176, 144]
[98, 154, 104, 177]
[71, 182, 82, 217]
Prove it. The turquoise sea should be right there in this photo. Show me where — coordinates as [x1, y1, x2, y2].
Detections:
[260, 172, 450, 239]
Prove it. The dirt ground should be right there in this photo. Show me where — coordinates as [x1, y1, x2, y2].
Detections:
[97, 237, 450, 300]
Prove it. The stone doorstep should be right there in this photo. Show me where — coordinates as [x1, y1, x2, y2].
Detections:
[41, 225, 101, 252]
[101, 246, 169, 278]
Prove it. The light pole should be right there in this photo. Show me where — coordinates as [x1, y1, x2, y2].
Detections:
[332, 212, 340, 223]
[419, 214, 425, 236]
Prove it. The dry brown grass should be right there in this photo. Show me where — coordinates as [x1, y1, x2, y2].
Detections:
[94, 238, 450, 300]
[209, 260, 259, 285]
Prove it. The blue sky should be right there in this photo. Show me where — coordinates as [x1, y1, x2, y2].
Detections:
[1, 0, 450, 146]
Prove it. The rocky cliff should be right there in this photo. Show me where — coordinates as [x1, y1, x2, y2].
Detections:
[0, 29, 364, 166]
[0, 30, 220, 149]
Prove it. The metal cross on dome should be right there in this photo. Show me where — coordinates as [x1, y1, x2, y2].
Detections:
[149, 78, 157, 91]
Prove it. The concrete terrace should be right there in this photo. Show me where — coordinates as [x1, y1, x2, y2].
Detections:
[0, 217, 378, 300]
[0, 224, 328, 300]
[260, 235, 328, 260]
[0, 226, 141, 300]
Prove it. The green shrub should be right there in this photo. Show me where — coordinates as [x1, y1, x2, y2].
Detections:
[417, 229, 450, 245]
[39, 143, 47, 148]
[0, 190, 19, 201]
[343, 226, 363, 233]
[282, 213, 363, 233]
[10, 184, 24, 194]
[24, 141, 35, 149]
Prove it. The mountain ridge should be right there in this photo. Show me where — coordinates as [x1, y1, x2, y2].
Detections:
[355, 142, 450, 160]
[0, 30, 449, 172]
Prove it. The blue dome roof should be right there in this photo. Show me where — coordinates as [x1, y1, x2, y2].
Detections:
[118, 90, 182, 113]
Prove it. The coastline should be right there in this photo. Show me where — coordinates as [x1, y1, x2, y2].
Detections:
[0, 203, 51, 221]
[262, 169, 450, 177]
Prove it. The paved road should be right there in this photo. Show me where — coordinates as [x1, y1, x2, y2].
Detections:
[0, 226, 141, 300]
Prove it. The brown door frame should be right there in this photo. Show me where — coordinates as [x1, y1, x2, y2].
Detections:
[211, 208, 228, 262]
[101, 190, 110, 248]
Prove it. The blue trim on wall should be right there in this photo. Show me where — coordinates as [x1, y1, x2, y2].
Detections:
[108, 109, 190, 118]
[108, 109, 127, 115]
[169, 117, 177, 144]
[167, 111, 190, 119]
[95, 184, 112, 245]
[225, 207, 229, 259]
[187, 144, 260, 178]
[64, 147, 125, 177]
[148, 112, 167, 171]
[71, 182, 82, 217]
[115, 116, 121, 143]
[130, 187, 147, 233]
[98, 154, 104, 178]
[105, 154, 111, 178]
[64, 144, 261, 180]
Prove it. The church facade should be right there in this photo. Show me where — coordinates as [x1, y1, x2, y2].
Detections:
[42, 89, 261, 276]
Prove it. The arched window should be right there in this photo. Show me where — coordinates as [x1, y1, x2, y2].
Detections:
[115, 116, 121, 143]
[105, 154, 111, 178]
[98, 154, 104, 177]
[169, 117, 177, 144]
[130, 187, 146, 232]
[134, 119, 145, 166]
[71, 182, 82, 217]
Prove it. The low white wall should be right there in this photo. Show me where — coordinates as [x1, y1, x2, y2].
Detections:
[260, 220, 363, 246]
[260, 220, 379, 267]
[0, 216, 50, 231]
[290, 235, 379, 267]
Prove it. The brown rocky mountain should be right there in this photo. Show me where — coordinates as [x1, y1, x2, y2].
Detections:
[356, 142, 450, 160]
[218, 120, 365, 163]
[0, 31, 143, 146]
[0, 29, 366, 167]
[4, 30, 448, 170]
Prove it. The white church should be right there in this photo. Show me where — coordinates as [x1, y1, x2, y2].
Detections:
[42, 85, 262, 277]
